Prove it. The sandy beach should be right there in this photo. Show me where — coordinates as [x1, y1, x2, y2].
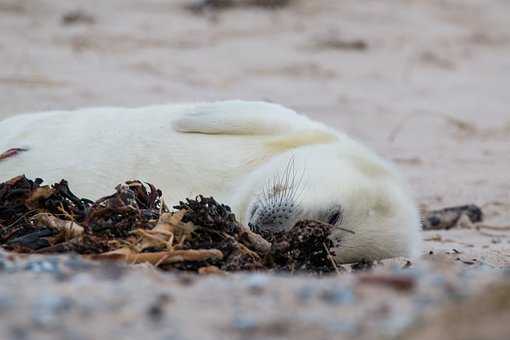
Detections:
[0, 0, 509, 339]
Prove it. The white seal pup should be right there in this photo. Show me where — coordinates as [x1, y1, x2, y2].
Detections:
[0, 100, 421, 263]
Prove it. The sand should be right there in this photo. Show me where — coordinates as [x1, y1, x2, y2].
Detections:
[0, 0, 509, 339]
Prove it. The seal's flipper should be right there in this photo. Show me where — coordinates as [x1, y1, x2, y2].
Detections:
[173, 100, 321, 135]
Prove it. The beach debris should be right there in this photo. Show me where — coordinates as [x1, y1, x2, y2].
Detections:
[0, 176, 338, 274]
[185, 0, 292, 13]
[311, 35, 368, 52]
[351, 259, 374, 272]
[186, 0, 234, 12]
[422, 204, 483, 230]
[264, 220, 339, 273]
[61, 10, 95, 26]
[0, 147, 28, 161]
[358, 274, 416, 292]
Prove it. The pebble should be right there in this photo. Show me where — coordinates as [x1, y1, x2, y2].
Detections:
[319, 286, 355, 305]
[243, 273, 270, 294]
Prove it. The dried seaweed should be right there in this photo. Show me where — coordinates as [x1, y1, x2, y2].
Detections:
[0, 176, 338, 274]
[264, 220, 338, 274]
[0, 176, 157, 252]
[168, 196, 265, 271]
[422, 204, 483, 230]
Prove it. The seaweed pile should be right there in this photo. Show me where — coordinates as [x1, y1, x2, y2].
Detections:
[0, 176, 338, 274]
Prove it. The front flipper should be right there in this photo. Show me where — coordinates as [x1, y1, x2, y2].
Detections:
[172, 100, 323, 135]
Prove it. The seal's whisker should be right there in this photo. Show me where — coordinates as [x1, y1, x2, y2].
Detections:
[252, 155, 306, 225]
[281, 156, 298, 204]
[287, 162, 306, 204]
[291, 182, 307, 213]
[277, 168, 286, 203]
[292, 183, 306, 208]
[261, 178, 272, 206]
[287, 171, 299, 202]
[278, 159, 291, 206]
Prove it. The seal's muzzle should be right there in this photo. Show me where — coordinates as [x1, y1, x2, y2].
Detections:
[248, 200, 302, 233]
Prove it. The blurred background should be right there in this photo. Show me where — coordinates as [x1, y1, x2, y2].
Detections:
[1, 3, 509, 339]
[1, 0, 509, 215]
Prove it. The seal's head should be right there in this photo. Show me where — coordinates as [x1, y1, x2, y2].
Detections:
[242, 144, 422, 263]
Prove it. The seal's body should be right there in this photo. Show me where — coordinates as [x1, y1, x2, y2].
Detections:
[0, 101, 421, 263]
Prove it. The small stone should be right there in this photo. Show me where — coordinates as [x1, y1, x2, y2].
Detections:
[244, 273, 270, 294]
[319, 286, 355, 305]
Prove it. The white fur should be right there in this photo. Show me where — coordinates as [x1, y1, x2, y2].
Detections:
[0, 100, 422, 263]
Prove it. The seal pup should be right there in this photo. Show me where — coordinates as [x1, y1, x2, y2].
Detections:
[0, 100, 421, 263]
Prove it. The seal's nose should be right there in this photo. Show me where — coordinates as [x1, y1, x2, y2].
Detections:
[249, 201, 301, 233]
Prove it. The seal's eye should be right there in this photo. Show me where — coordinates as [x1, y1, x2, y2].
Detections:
[327, 210, 342, 225]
